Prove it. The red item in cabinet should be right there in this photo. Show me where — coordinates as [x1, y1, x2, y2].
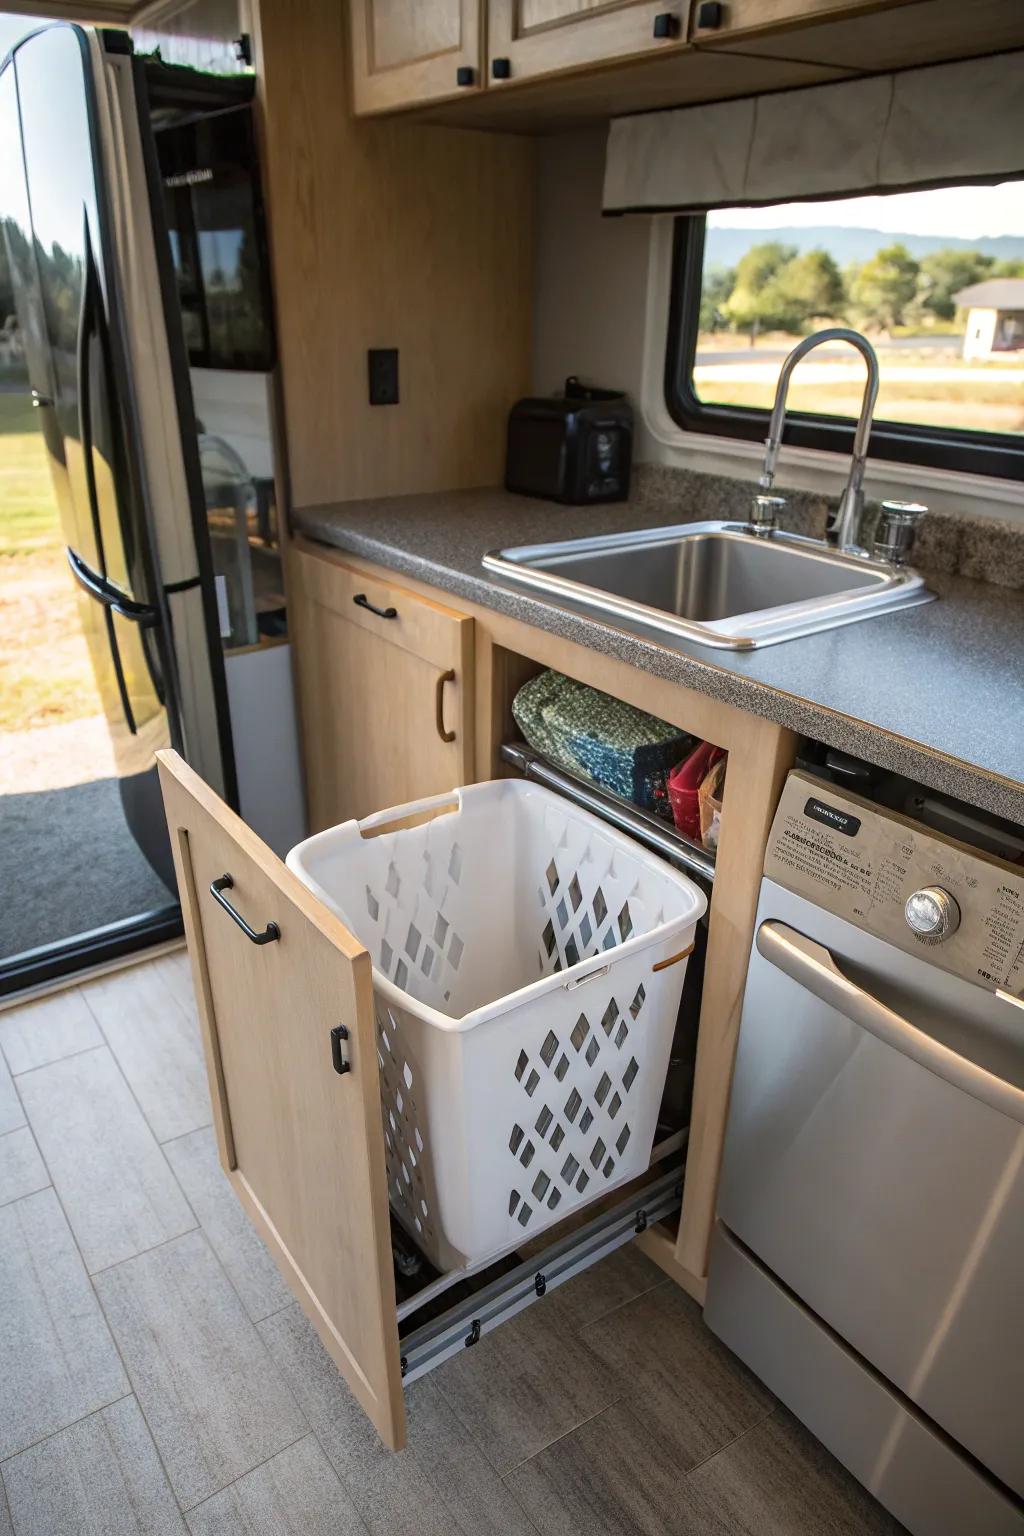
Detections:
[668, 742, 725, 841]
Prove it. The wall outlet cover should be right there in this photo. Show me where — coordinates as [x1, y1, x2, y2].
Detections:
[368, 348, 399, 406]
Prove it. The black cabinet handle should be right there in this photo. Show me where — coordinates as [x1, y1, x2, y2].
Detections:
[210, 874, 281, 945]
[491, 57, 511, 79]
[330, 1024, 351, 1076]
[653, 12, 679, 38]
[353, 592, 397, 620]
[456, 65, 475, 86]
[696, 1, 724, 27]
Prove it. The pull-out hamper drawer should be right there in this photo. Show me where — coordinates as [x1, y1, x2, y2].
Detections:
[158, 750, 694, 1449]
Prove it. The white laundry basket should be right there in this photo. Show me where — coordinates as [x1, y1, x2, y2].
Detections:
[287, 779, 706, 1273]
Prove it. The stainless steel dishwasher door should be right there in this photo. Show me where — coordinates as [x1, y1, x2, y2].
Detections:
[717, 881, 1024, 1499]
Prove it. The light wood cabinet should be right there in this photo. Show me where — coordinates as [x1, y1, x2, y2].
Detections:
[688, 0, 912, 44]
[161, 550, 801, 1447]
[348, 0, 482, 113]
[159, 748, 407, 1448]
[343, 0, 1024, 123]
[689, 0, 1024, 73]
[347, 0, 688, 113]
[289, 547, 474, 831]
[487, 0, 689, 85]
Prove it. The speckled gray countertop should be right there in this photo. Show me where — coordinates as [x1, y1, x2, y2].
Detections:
[292, 485, 1024, 827]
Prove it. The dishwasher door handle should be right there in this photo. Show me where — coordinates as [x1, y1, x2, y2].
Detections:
[756, 920, 1024, 1126]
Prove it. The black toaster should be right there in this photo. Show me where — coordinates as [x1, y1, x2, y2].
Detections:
[505, 376, 633, 505]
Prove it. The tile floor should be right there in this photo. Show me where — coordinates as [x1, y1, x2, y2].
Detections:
[0, 952, 907, 1535]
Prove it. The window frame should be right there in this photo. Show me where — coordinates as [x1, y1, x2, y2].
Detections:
[665, 216, 1024, 483]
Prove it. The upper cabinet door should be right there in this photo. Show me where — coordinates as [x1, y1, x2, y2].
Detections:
[157, 748, 407, 1450]
[689, 0, 911, 44]
[487, 0, 689, 85]
[348, 0, 483, 114]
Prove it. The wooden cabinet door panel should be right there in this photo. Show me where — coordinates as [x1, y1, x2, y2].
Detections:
[290, 548, 474, 832]
[689, 0, 912, 44]
[157, 749, 406, 1449]
[488, 0, 690, 84]
[349, 0, 481, 114]
[691, 0, 1024, 73]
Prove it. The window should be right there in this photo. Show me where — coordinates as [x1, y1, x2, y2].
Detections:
[666, 182, 1024, 481]
[157, 106, 274, 373]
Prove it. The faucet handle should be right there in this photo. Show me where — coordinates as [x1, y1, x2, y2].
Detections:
[749, 494, 786, 537]
[873, 500, 927, 565]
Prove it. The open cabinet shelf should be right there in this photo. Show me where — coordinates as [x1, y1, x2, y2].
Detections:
[500, 739, 716, 887]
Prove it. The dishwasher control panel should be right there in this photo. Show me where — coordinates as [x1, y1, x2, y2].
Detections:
[764, 771, 1024, 997]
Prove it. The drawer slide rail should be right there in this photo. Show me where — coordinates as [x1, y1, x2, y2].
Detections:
[399, 1164, 683, 1384]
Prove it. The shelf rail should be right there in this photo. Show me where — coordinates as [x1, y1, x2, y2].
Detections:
[500, 740, 716, 885]
[399, 1164, 684, 1382]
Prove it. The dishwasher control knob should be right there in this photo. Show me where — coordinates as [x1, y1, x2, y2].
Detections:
[905, 886, 960, 943]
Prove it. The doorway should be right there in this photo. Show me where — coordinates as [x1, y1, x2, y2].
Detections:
[0, 368, 178, 978]
[0, 14, 180, 992]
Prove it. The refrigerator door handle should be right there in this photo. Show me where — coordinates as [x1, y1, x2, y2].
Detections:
[66, 545, 160, 628]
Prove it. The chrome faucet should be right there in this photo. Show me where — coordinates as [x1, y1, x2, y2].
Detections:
[756, 327, 880, 555]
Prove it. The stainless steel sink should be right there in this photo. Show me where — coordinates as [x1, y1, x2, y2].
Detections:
[483, 521, 934, 650]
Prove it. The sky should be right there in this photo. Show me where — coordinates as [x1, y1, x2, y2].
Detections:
[710, 184, 1024, 240]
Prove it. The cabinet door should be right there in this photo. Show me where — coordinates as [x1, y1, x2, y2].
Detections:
[290, 548, 474, 832]
[689, 0, 912, 44]
[487, 0, 689, 85]
[348, 0, 482, 114]
[157, 749, 406, 1449]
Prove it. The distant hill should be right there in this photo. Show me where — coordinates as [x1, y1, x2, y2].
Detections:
[703, 225, 1024, 270]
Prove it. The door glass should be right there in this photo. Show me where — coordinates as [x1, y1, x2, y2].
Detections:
[14, 24, 139, 590]
[159, 107, 274, 372]
[0, 34, 177, 981]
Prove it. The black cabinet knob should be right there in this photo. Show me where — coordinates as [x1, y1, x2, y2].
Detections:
[456, 65, 475, 86]
[652, 12, 679, 38]
[697, 1, 725, 27]
[491, 56, 511, 79]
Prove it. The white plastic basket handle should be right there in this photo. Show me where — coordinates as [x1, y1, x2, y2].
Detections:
[356, 787, 465, 840]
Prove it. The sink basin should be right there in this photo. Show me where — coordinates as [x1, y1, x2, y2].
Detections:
[483, 521, 934, 650]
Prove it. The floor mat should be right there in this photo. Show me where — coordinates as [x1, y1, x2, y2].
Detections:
[0, 776, 175, 960]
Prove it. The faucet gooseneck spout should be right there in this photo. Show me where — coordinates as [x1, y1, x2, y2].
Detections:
[758, 327, 880, 555]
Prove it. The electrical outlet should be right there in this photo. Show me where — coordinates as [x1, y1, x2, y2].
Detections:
[368, 348, 399, 406]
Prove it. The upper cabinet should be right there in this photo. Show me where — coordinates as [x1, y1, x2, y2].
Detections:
[688, 0, 907, 44]
[345, 0, 1024, 120]
[487, 1, 688, 86]
[348, 0, 482, 113]
[688, 0, 1024, 72]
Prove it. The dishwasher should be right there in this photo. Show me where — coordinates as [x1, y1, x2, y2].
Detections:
[705, 770, 1024, 1536]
